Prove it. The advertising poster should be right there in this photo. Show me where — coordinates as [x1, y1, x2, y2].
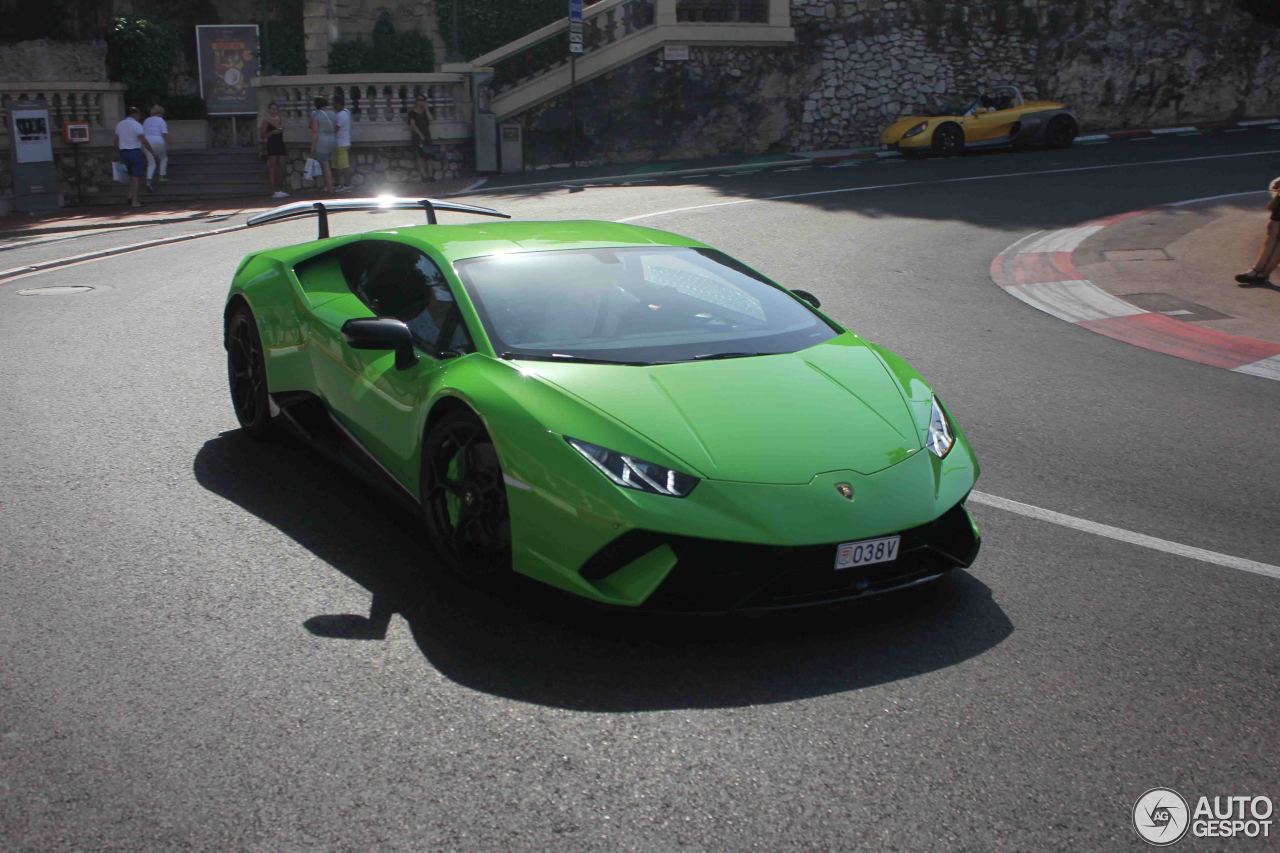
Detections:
[196, 24, 260, 115]
[12, 108, 53, 163]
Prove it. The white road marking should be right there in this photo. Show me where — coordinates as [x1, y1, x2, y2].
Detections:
[1167, 190, 1267, 206]
[1015, 225, 1104, 254]
[969, 491, 1280, 581]
[1239, 118, 1280, 126]
[457, 177, 489, 194]
[1005, 279, 1147, 322]
[1233, 354, 1280, 380]
[617, 149, 1280, 223]
[1152, 126, 1196, 135]
[1074, 134, 1109, 143]
[1130, 136, 1158, 141]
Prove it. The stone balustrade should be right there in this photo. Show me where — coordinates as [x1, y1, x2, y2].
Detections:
[0, 81, 126, 148]
[255, 73, 470, 146]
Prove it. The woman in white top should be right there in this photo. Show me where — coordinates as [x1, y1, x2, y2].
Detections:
[143, 105, 169, 189]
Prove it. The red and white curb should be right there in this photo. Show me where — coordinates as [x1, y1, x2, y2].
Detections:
[990, 208, 1280, 381]
[1074, 116, 1280, 144]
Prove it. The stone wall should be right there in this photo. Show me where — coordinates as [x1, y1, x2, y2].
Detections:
[0, 39, 109, 82]
[279, 140, 468, 190]
[304, 0, 445, 73]
[518, 0, 1280, 164]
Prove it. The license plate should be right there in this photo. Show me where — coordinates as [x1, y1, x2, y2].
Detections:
[834, 535, 900, 570]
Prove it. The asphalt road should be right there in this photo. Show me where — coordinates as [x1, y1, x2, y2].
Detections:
[2, 131, 1278, 851]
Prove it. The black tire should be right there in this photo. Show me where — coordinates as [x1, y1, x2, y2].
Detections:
[226, 305, 274, 439]
[931, 123, 964, 156]
[1045, 114, 1077, 149]
[420, 409, 512, 581]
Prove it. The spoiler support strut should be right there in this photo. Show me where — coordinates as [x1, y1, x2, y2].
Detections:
[247, 196, 510, 240]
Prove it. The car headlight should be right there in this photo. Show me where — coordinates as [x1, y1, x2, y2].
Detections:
[566, 437, 699, 497]
[903, 121, 928, 138]
[925, 395, 955, 459]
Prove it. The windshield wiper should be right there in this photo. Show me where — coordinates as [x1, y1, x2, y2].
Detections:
[691, 351, 774, 361]
[499, 351, 654, 366]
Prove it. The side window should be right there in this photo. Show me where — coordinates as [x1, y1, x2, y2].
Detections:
[340, 242, 473, 356]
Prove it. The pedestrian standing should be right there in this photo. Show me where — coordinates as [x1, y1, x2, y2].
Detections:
[309, 96, 336, 194]
[1236, 177, 1280, 286]
[115, 105, 154, 208]
[260, 101, 289, 199]
[143, 104, 168, 190]
[332, 93, 352, 192]
[408, 93, 433, 183]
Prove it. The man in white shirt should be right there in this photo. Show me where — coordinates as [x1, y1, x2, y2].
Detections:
[115, 106, 154, 208]
[142, 105, 169, 190]
[332, 93, 352, 191]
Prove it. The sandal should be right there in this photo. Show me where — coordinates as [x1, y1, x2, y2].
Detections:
[1235, 270, 1265, 284]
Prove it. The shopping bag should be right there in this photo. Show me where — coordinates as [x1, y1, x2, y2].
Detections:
[111, 161, 129, 184]
[303, 158, 322, 180]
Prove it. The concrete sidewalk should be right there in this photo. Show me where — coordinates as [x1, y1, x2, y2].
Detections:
[1075, 193, 1280, 345]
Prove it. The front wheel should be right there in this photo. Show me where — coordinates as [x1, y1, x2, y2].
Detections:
[420, 409, 512, 581]
[226, 306, 274, 439]
[1045, 115, 1077, 149]
[931, 124, 965, 156]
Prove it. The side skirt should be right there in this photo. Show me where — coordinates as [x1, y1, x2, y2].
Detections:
[270, 391, 422, 517]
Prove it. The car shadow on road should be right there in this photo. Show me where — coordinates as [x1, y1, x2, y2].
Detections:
[194, 430, 1012, 712]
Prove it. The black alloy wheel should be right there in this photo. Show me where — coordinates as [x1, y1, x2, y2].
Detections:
[226, 306, 273, 439]
[421, 410, 512, 580]
[932, 123, 964, 156]
[1046, 115, 1078, 148]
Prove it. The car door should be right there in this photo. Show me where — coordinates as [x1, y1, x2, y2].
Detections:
[964, 91, 1022, 144]
[308, 239, 474, 490]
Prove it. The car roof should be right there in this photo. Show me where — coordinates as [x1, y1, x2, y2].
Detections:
[371, 219, 708, 264]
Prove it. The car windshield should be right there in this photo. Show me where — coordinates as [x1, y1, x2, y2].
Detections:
[453, 246, 839, 365]
[930, 95, 980, 115]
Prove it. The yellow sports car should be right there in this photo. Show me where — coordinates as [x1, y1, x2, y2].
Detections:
[880, 85, 1078, 155]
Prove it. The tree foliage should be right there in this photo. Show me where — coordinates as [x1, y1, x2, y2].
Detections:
[106, 14, 179, 112]
[436, 0, 568, 60]
[261, 19, 306, 75]
[1239, 0, 1280, 26]
[327, 30, 435, 73]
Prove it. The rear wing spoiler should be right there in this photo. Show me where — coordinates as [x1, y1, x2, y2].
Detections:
[246, 196, 511, 240]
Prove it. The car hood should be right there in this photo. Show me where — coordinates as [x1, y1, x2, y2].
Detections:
[518, 336, 923, 484]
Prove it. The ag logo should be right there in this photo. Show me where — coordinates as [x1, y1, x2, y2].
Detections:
[834, 482, 854, 502]
[1133, 788, 1190, 846]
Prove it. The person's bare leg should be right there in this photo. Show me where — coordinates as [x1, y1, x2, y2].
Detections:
[322, 162, 333, 192]
[1261, 229, 1280, 278]
[128, 175, 141, 206]
[1249, 222, 1279, 274]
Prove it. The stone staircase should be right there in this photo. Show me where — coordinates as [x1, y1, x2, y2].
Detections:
[93, 148, 268, 205]
[475, 0, 793, 123]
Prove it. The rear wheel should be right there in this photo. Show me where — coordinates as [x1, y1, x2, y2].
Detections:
[226, 305, 273, 439]
[931, 123, 964, 156]
[421, 409, 512, 580]
[1046, 115, 1077, 148]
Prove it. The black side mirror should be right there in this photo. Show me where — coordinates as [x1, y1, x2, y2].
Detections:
[341, 318, 417, 370]
[792, 289, 821, 309]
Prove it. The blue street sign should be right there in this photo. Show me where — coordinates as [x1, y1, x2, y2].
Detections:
[569, 0, 584, 23]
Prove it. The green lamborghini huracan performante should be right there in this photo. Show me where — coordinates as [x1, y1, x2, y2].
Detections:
[226, 197, 980, 612]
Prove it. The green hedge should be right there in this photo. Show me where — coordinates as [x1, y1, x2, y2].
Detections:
[328, 30, 435, 72]
[1240, 0, 1280, 26]
[436, 0, 568, 59]
[106, 14, 178, 112]
[261, 19, 306, 76]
